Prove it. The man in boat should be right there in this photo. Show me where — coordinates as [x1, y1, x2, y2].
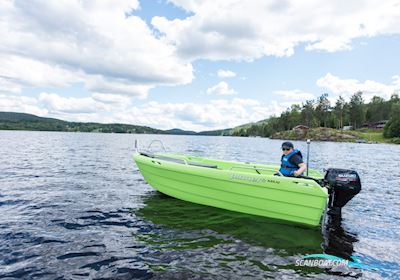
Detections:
[279, 141, 307, 177]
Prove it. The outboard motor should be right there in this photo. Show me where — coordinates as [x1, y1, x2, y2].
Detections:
[324, 168, 361, 216]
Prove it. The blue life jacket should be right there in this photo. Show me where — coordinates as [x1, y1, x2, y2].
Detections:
[279, 149, 303, 176]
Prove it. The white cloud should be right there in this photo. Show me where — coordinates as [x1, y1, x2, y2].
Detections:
[0, 76, 22, 94]
[392, 75, 400, 87]
[274, 89, 315, 101]
[84, 75, 152, 99]
[91, 93, 131, 106]
[1, 93, 285, 131]
[0, 0, 193, 97]
[0, 94, 48, 116]
[0, 55, 81, 93]
[217, 69, 237, 78]
[207, 81, 237, 95]
[116, 98, 282, 130]
[316, 73, 400, 101]
[38, 92, 105, 114]
[153, 0, 400, 60]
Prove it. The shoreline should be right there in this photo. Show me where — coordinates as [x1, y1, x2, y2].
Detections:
[2, 127, 399, 144]
[269, 127, 400, 144]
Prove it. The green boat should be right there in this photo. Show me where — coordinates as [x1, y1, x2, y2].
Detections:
[133, 141, 361, 227]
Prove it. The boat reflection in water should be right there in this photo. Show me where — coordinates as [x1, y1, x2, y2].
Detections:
[137, 192, 358, 277]
[322, 215, 358, 261]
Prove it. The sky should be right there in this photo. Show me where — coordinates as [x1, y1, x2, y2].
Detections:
[0, 0, 400, 131]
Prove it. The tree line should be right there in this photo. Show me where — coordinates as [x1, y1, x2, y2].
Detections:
[0, 112, 165, 134]
[231, 92, 400, 138]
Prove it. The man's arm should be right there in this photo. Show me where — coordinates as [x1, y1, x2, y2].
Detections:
[289, 154, 306, 177]
[294, 163, 306, 177]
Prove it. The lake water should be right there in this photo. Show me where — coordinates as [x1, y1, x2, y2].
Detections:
[0, 131, 399, 279]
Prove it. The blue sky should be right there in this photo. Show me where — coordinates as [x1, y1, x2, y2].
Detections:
[1, 0, 399, 131]
[150, 35, 400, 104]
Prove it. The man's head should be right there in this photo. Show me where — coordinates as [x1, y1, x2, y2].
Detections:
[281, 141, 294, 155]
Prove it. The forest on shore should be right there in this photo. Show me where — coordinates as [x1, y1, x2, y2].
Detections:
[0, 112, 226, 136]
[229, 92, 400, 141]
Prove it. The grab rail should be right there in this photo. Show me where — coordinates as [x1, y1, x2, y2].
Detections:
[147, 139, 167, 152]
[250, 161, 279, 166]
[229, 166, 284, 176]
[230, 166, 276, 172]
[230, 166, 323, 185]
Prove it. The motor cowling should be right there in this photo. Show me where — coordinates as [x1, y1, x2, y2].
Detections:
[324, 168, 361, 215]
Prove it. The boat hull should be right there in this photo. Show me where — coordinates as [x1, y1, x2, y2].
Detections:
[134, 153, 328, 227]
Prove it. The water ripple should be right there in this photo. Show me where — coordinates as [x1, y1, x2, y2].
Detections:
[0, 131, 399, 279]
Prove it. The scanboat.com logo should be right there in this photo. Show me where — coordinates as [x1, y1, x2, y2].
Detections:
[296, 254, 381, 270]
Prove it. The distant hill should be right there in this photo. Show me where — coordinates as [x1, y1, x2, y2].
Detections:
[165, 128, 197, 135]
[0, 112, 166, 134]
[164, 127, 233, 136]
[0, 112, 61, 122]
[0, 112, 226, 136]
[229, 119, 269, 136]
[197, 128, 232, 136]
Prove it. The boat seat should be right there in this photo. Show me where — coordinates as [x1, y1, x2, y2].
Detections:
[156, 155, 187, 164]
[141, 153, 187, 165]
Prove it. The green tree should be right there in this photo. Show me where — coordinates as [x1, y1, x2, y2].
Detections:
[390, 92, 400, 103]
[389, 93, 400, 117]
[288, 104, 302, 128]
[279, 109, 291, 131]
[349, 91, 365, 129]
[365, 96, 389, 122]
[383, 101, 400, 137]
[334, 95, 346, 129]
[384, 119, 400, 137]
[315, 93, 331, 127]
[301, 100, 316, 127]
